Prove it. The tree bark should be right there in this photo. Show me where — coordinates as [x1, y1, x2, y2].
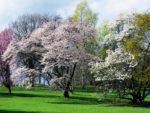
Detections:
[39, 74, 41, 84]
[8, 86, 11, 95]
[129, 91, 143, 104]
[81, 75, 86, 89]
[64, 63, 77, 98]
[4, 84, 11, 95]
[132, 95, 143, 104]
[31, 77, 35, 87]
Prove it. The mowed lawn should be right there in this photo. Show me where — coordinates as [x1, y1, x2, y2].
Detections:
[0, 86, 150, 113]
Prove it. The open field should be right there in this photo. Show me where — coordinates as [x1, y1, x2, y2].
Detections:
[0, 86, 150, 113]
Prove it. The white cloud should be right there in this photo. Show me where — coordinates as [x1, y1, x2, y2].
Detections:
[0, 0, 63, 30]
[0, 0, 30, 30]
[57, 0, 150, 24]
[56, 0, 80, 18]
[0, 0, 149, 30]
[88, 0, 150, 21]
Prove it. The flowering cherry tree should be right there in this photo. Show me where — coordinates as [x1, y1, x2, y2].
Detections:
[4, 19, 96, 97]
[0, 28, 13, 94]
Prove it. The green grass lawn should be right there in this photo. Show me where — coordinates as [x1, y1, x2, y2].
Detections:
[0, 86, 150, 113]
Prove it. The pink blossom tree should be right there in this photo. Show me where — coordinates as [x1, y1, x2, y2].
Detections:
[0, 28, 13, 94]
[4, 19, 96, 97]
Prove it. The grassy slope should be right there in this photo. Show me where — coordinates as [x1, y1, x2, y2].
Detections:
[0, 86, 150, 113]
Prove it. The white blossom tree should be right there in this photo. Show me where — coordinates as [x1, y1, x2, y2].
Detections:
[90, 13, 150, 103]
[4, 19, 96, 97]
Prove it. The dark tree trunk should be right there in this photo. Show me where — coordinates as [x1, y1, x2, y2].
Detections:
[8, 86, 11, 95]
[4, 84, 12, 95]
[81, 75, 86, 89]
[64, 63, 77, 98]
[132, 95, 143, 104]
[131, 91, 143, 104]
[1, 63, 12, 95]
[31, 77, 35, 87]
[39, 74, 41, 84]
[64, 90, 69, 98]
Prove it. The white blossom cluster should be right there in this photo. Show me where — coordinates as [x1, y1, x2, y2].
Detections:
[90, 14, 138, 81]
[3, 19, 96, 87]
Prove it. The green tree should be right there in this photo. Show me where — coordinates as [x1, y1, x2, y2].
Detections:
[134, 12, 150, 34]
[122, 12, 150, 103]
[72, 1, 98, 55]
[97, 20, 111, 59]
[97, 20, 111, 41]
[72, 1, 97, 26]
[90, 13, 150, 104]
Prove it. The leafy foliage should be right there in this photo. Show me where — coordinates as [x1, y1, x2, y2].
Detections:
[90, 13, 150, 104]
[72, 1, 97, 26]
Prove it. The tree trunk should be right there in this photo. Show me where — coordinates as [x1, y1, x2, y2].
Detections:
[4, 84, 11, 95]
[31, 77, 35, 87]
[132, 92, 143, 104]
[132, 96, 143, 104]
[3, 80, 12, 95]
[64, 90, 69, 98]
[39, 74, 41, 84]
[8, 86, 11, 95]
[64, 63, 77, 98]
[81, 75, 86, 89]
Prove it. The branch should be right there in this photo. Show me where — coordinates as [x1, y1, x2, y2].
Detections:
[55, 66, 63, 77]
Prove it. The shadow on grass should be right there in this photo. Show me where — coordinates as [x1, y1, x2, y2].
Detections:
[74, 87, 96, 93]
[0, 92, 61, 98]
[108, 101, 150, 108]
[49, 96, 98, 105]
[70, 96, 98, 102]
[0, 110, 39, 113]
[97, 97, 150, 108]
[96, 97, 150, 108]
[0, 110, 65, 113]
[49, 101, 97, 105]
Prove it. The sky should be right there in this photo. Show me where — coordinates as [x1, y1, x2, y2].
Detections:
[0, 0, 149, 30]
